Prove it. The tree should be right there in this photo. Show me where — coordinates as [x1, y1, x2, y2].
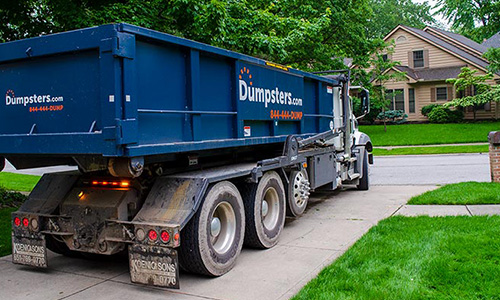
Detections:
[0, 0, 378, 72]
[484, 48, 500, 74]
[444, 67, 496, 120]
[435, 0, 500, 42]
[368, 43, 407, 131]
[367, 0, 438, 39]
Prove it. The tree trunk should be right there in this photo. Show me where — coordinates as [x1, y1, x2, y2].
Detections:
[382, 87, 387, 132]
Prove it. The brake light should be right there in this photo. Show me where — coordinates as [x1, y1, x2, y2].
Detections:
[22, 218, 29, 228]
[174, 233, 180, 241]
[14, 217, 20, 227]
[148, 229, 158, 241]
[87, 180, 131, 188]
[160, 231, 170, 242]
[120, 181, 130, 187]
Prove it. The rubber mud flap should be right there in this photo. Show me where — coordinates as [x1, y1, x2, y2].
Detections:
[129, 244, 180, 289]
[12, 235, 48, 268]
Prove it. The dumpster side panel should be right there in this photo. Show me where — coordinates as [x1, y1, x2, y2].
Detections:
[0, 50, 101, 135]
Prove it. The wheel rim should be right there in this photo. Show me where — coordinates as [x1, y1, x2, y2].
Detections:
[292, 171, 310, 208]
[262, 187, 279, 230]
[210, 201, 236, 255]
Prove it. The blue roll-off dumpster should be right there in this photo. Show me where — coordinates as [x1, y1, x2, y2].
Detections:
[0, 23, 339, 172]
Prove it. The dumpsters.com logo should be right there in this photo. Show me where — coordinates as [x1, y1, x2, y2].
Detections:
[238, 67, 303, 108]
[5, 89, 64, 106]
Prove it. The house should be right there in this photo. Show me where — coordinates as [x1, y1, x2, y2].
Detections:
[371, 25, 500, 121]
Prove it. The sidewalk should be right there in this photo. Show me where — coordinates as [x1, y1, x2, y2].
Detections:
[395, 204, 500, 217]
[374, 142, 488, 150]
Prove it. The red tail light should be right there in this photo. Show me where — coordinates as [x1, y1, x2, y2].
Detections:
[174, 233, 180, 241]
[14, 217, 21, 227]
[160, 231, 170, 242]
[22, 218, 29, 228]
[148, 229, 158, 241]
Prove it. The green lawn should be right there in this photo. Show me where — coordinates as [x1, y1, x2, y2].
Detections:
[0, 207, 16, 257]
[359, 122, 500, 146]
[408, 182, 500, 205]
[373, 144, 488, 156]
[294, 216, 500, 300]
[0, 172, 40, 192]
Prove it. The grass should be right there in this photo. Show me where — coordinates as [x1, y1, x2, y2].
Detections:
[0, 172, 40, 192]
[359, 121, 500, 146]
[293, 216, 500, 300]
[0, 207, 17, 257]
[372, 144, 489, 156]
[408, 182, 500, 205]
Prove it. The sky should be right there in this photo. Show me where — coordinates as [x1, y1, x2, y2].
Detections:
[413, 0, 450, 29]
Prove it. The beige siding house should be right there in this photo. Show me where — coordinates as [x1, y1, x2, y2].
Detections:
[373, 25, 500, 121]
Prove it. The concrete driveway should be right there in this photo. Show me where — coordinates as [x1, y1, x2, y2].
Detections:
[0, 153, 490, 299]
[0, 185, 433, 300]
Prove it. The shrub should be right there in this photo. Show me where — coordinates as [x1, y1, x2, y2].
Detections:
[376, 110, 408, 124]
[0, 186, 26, 208]
[421, 104, 440, 116]
[427, 106, 464, 123]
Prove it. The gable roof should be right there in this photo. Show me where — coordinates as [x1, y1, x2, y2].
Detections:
[386, 65, 465, 82]
[424, 26, 488, 54]
[482, 32, 500, 49]
[385, 25, 497, 75]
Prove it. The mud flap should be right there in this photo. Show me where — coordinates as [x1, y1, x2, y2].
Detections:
[129, 244, 180, 289]
[12, 235, 48, 268]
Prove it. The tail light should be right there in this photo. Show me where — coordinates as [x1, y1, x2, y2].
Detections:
[22, 218, 29, 228]
[148, 229, 158, 241]
[160, 231, 170, 242]
[14, 217, 21, 227]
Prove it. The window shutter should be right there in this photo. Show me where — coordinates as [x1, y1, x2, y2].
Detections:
[447, 86, 453, 101]
[423, 50, 429, 68]
[430, 88, 436, 102]
[408, 51, 414, 68]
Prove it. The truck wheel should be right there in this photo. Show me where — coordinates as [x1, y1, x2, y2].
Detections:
[357, 150, 370, 191]
[179, 181, 245, 276]
[286, 169, 310, 217]
[242, 171, 285, 249]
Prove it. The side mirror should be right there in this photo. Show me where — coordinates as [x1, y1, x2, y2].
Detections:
[360, 88, 370, 114]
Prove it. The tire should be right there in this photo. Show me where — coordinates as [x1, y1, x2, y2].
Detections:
[179, 181, 245, 276]
[357, 150, 370, 191]
[242, 171, 286, 249]
[286, 169, 310, 217]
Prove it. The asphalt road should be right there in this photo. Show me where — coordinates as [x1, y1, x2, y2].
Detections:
[370, 153, 490, 185]
[4, 153, 491, 186]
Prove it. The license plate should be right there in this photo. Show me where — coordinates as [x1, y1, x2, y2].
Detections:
[12, 235, 48, 268]
[129, 244, 180, 289]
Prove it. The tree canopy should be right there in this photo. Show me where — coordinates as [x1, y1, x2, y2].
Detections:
[367, 0, 437, 39]
[0, 0, 384, 72]
[436, 0, 500, 42]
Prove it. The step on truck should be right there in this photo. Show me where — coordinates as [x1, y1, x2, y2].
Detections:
[0, 24, 373, 288]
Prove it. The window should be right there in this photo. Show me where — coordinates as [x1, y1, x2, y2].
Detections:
[413, 50, 424, 68]
[436, 87, 447, 101]
[394, 89, 404, 110]
[385, 89, 405, 111]
[382, 54, 388, 62]
[409, 88, 415, 113]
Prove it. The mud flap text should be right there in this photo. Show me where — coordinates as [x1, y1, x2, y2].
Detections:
[12, 235, 47, 268]
[129, 244, 179, 289]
